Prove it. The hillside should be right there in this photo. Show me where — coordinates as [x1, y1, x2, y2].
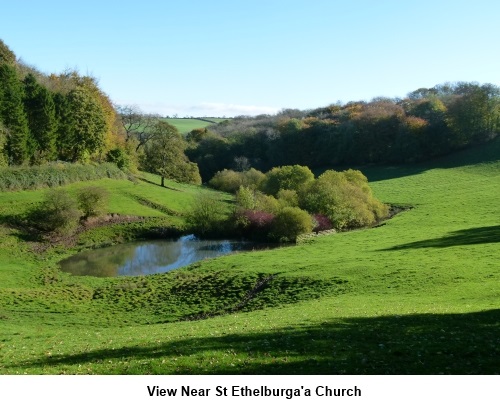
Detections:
[0, 140, 499, 374]
[163, 118, 228, 134]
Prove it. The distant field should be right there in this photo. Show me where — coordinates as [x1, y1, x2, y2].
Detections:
[0, 139, 499, 374]
[163, 118, 228, 134]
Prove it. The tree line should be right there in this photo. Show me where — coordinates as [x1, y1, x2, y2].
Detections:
[186, 82, 500, 181]
[0, 40, 120, 166]
[0, 39, 201, 186]
[3, 38, 499, 188]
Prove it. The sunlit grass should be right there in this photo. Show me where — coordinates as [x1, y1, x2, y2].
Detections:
[0, 140, 499, 374]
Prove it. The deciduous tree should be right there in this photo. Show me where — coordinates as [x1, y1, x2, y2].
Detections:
[141, 121, 201, 186]
[59, 86, 107, 161]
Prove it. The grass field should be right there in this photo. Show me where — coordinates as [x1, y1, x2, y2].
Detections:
[163, 118, 226, 134]
[0, 140, 499, 374]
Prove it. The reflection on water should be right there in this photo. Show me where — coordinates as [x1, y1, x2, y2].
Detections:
[60, 234, 277, 277]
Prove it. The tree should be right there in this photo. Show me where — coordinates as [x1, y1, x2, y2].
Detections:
[0, 121, 8, 166]
[0, 64, 30, 164]
[141, 121, 201, 186]
[59, 86, 107, 161]
[115, 104, 159, 151]
[445, 83, 500, 145]
[0, 39, 16, 65]
[22, 73, 57, 163]
[404, 97, 450, 158]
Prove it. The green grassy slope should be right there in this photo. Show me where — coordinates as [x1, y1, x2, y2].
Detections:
[0, 140, 499, 374]
[163, 118, 221, 134]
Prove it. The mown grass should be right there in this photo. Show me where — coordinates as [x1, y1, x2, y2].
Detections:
[0, 139, 499, 374]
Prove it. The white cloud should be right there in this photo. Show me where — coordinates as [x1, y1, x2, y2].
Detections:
[188, 102, 280, 117]
[113, 99, 280, 118]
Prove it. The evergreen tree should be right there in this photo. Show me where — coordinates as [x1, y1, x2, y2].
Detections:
[0, 64, 30, 164]
[0, 121, 8, 166]
[23, 73, 57, 163]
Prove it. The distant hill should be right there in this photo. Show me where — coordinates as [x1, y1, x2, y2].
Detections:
[163, 117, 230, 134]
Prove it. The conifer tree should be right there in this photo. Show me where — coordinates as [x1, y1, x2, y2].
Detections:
[23, 73, 57, 163]
[0, 64, 30, 164]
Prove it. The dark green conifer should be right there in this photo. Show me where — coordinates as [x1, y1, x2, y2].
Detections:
[0, 64, 30, 165]
[23, 73, 57, 163]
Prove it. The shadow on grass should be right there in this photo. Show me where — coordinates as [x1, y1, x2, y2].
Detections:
[0, 214, 43, 242]
[382, 225, 500, 251]
[136, 176, 182, 191]
[358, 137, 500, 182]
[11, 309, 499, 374]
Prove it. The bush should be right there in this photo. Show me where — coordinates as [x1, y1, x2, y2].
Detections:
[312, 214, 333, 232]
[209, 168, 265, 192]
[77, 186, 109, 218]
[235, 209, 275, 239]
[184, 193, 230, 236]
[269, 207, 313, 242]
[28, 189, 82, 235]
[277, 189, 299, 208]
[255, 193, 280, 214]
[106, 147, 130, 169]
[208, 169, 241, 192]
[299, 169, 388, 230]
[261, 165, 314, 196]
[235, 186, 256, 210]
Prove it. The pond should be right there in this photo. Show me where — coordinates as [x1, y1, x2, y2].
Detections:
[59, 234, 280, 277]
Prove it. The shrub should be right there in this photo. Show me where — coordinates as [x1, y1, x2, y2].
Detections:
[77, 186, 109, 218]
[28, 189, 82, 235]
[312, 214, 333, 232]
[277, 189, 299, 208]
[209, 168, 265, 193]
[244, 210, 275, 228]
[106, 147, 130, 169]
[261, 165, 314, 196]
[208, 169, 242, 192]
[255, 193, 280, 214]
[184, 193, 230, 236]
[269, 206, 313, 242]
[241, 168, 265, 189]
[0, 162, 126, 192]
[235, 186, 256, 210]
[234, 209, 275, 240]
[299, 169, 388, 230]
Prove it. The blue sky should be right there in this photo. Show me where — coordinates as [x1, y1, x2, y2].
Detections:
[2, 0, 499, 117]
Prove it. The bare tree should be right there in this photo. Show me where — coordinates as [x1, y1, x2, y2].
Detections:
[115, 104, 160, 151]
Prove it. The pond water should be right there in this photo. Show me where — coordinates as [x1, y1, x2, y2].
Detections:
[59, 234, 279, 277]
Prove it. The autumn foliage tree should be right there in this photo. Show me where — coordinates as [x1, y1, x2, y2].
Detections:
[58, 85, 107, 161]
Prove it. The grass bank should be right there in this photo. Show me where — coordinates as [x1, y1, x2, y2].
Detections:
[0, 140, 499, 374]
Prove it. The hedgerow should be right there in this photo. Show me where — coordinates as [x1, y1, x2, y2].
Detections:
[0, 162, 126, 191]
